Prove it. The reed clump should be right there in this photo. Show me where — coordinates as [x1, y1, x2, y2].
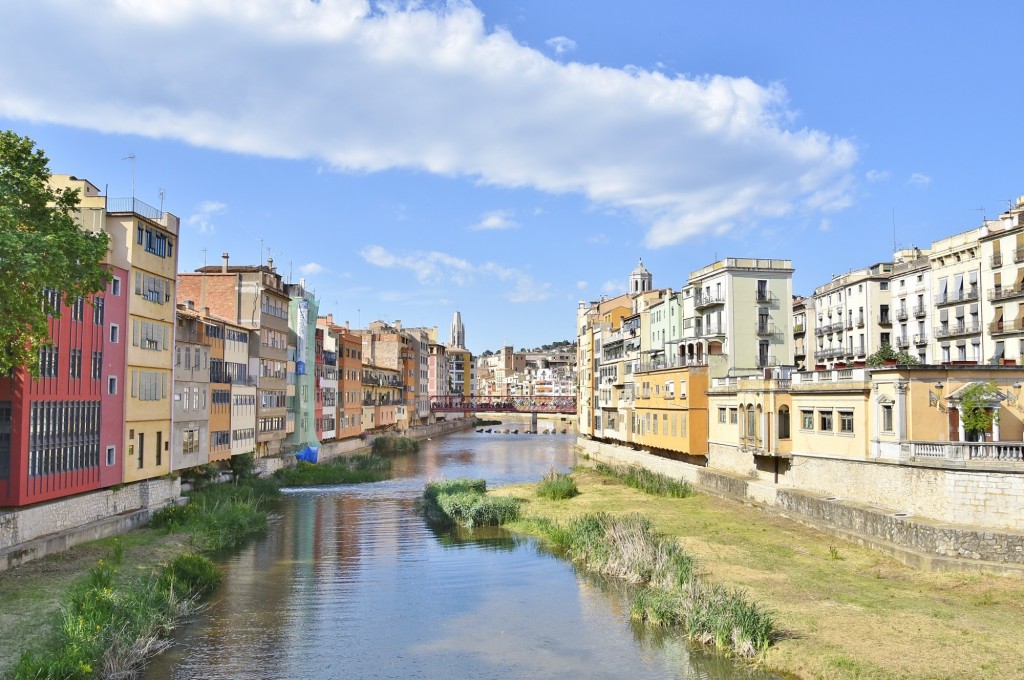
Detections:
[150, 478, 278, 552]
[421, 478, 522, 528]
[594, 462, 694, 498]
[536, 469, 580, 500]
[9, 545, 219, 679]
[371, 435, 420, 455]
[274, 454, 391, 487]
[525, 512, 775, 657]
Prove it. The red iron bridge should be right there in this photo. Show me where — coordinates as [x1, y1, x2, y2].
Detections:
[430, 395, 576, 414]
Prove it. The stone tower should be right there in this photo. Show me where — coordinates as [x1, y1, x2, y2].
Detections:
[450, 310, 465, 349]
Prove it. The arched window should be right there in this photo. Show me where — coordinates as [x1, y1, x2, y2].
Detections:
[778, 406, 791, 440]
[746, 404, 756, 438]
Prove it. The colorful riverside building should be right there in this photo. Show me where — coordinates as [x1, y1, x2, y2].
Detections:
[177, 254, 290, 458]
[1, 176, 178, 506]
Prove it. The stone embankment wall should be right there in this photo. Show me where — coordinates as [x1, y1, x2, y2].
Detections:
[577, 439, 1024, 573]
[1, 477, 180, 571]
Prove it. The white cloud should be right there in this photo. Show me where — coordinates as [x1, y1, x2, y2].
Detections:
[185, 200, 226, 234]
[865, 169, 890, 183]
[545, 36, 576, 55]
[600, 280, 620, 294]
[299, 262, 326, 275]
[0, 1, 857, 248]
[908, 173, 932, 188]
[819, 218, 831, 232]
[360, 245, 548, 303]
[469, 209, 519, 231]
[576, 280, 587, 290]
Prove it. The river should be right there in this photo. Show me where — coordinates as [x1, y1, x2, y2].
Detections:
[144, 428, 779, 679]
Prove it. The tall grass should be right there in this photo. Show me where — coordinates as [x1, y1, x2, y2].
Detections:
[372, 435, 420, 455]
[151, 479, 278, 552]
[536, 469, 579, 500]
[274, 455, 391, 487]
[421, 478, 522, 528]
[9, 547, 219, 679]
[525, 512, 774, 657]
[594, 462, 694, 498]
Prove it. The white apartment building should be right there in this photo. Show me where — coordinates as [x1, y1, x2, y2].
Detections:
[812, 262, 893, 368]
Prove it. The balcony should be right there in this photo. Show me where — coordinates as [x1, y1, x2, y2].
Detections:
[694, 294, 725, 310]
[989, 283, 1024, 303]
[913, 305, 927, 318]
[1015, 247, 1024, 264]
[696, 324, 727, 338]
[933, 323, 981, 339]
[894, 336, 911, 349]
[904, 441, 1024, 465]
[914, 333, 928, 346]
[856, 315, 866, 328]
[935, 289, 979, 306]
[989, 319, 1024, 336]
[793, 323, 805, 335]
[847, 343, 866, 357]
[756, 354, 778, 368]
[877, 313, 892, 326]
[991, 254, 1003, 267]
[755, 322, 778, 336]
[755, 290, 775, 304]
[896, 308, 909, 321]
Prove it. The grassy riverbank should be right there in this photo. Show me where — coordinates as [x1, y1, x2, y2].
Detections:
[493, 466, 1024, 679]
[1, 478, 278, 679]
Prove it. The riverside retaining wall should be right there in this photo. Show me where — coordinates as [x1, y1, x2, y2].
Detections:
[576, 438, 1024, 573]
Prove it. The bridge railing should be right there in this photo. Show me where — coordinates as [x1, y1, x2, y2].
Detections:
[429, 395, 577, 413]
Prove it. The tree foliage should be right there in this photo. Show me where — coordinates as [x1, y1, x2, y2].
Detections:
[866, 342, 918, 367]
[0, 130, 110, 375]
[957, 381, 1000, 440]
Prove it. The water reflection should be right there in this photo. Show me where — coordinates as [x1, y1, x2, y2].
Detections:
[144, 431, 781, 680]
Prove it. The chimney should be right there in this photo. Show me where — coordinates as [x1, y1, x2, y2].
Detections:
[267, 257, 275, 272]
[186, 299, 195, 310]
[327, 313, 334, 324]
[204, 307, 210, 316]
[221, 252, 229, 273]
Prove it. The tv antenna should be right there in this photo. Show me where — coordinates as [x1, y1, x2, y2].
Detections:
[121, 154, 136, 199]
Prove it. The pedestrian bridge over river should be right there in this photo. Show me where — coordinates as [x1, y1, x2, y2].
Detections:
[429, 395, 576, 414]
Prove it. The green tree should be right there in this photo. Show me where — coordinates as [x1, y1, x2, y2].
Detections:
[866, 342, 918, 367]
[958, 381, 1000, 441]
[0, 130, 110, 375]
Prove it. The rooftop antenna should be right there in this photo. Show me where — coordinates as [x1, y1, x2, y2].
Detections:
[201, 248, 207, 268]
[892, 207, 897, 253]
[121, 154, 136, 200]
[973, 206, 986, 223]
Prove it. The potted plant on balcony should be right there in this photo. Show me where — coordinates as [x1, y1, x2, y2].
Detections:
[867, 343, 917, 367]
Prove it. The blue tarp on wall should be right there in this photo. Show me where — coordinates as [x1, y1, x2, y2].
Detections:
[295, 446, 319, 463]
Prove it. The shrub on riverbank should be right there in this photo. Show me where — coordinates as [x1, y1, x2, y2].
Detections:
[9, 545, 219, 679]
[522, 511, 774, 657]
[594, 462, 693, 498]
[372, 435, 420, 455]
[274, 454, 391, 487]
[536, 469, 579, 500]
[421, 478, 522, 528]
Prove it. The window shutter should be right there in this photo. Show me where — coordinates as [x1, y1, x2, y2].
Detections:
[133, 319, 140, 346]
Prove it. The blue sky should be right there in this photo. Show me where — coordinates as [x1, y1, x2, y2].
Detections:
[2, 1, 1022, 354]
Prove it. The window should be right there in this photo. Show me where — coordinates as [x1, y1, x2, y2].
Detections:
[880, 281, 889, 290]
[91, 351, 102, 380]
[729, 408, 738, 424]
[718, 407, 727, 423]
[839, 411, 854, 433]
[778, 407, 791, 439]
[133, 370, 166, 401]
[38, 346, 58, 378]
[69, 349, 82, 379]
[92, 297, 104, 325]
[110, 324, 119, 343]
[819, 410, 833, 431]
[106, 446, 116, 466]
[801, 410, 814, 430]
[134, 320, 167, 350]
[111, 277, 121, 296]
[881, 404, 893, 432]
[108, 376, 117, 395]
[183, 429, 200, 455]
[134, 272, 171, 303]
